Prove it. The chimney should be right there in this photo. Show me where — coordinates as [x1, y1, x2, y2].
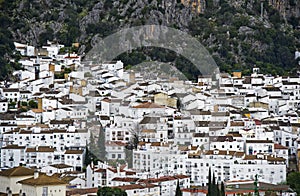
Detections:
[38, 98, 42, 110]
[34, 170, 39, 179]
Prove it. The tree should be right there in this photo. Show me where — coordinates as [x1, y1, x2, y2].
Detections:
[84, 142, 100, 166]
[207, 168, 223, 196]
[28, 100, 38, 109]
[216, 182, 220, 196]
[175, 180, 182, 196]
[21, 101, 28, 107]
[97, 123, 106, 160]
[287, 172, 300, 195]
[211, 172, 218, 196]
[88, 122, 106, 161]
[124, 148, 133, 168]
[97, 187, 127, 196]
[128, 123, 142, 150]
[220, 181, 225, 196]
[207, 168, 212, 196]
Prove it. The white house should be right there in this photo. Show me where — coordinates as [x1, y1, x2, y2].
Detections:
[41, 164, 74, 175]
[18, 172, 67, 196]
[0, 166, 34, 195]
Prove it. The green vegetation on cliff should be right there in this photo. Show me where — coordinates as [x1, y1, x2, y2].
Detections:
[0, 0, 299, 80]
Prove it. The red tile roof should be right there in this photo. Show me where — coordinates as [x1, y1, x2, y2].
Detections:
[274, 143, 288, 149]
[114, 183, 158, 190]
[132, 102, 164, 109]
[66, 188, 98, 196]
[0, 166, 34, 177]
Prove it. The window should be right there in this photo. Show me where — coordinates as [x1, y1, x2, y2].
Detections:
[249, 146, 253, 155]
[42, 187, 48, 196]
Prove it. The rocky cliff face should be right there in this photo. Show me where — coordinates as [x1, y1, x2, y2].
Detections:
[268, 0, 300, 18]
[9, 0, 197, 47]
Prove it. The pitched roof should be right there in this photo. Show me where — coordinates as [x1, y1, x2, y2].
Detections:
[18, 174, 67, 186]
[50, 164, 73, 169]
[111, 177, 139, 182]
[66, 188, 98, 196]
[274, 143, 288, 150]
[246, 140, 273, 143]
[60, 176, 78, 183]
[114, 183, 158, 190]
[0, 166, 34, 177]
[64, 150, 84, 154]
[2, 88, 19, 92]
[2, 145, 26, 150]
[132, 102, 164, 109]
[26, 146, 55, 153]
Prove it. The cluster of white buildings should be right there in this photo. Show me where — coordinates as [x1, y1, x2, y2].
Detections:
[0, 41, 298, 195]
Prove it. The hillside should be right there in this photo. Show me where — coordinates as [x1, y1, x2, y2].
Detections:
[0, 0, 300, 80]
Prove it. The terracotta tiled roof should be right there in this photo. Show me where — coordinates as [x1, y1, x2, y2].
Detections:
[111, 177, 139, 182]
[274, 143, 288, 150]
[31, 109, 45, 113]
[18, 174, 67, 186]
[174, 175, 190, 179]
[227, 132, 243, 137]
[205, 150, 244, 157]
[60, 176, 78, 183]
[141, 129, 156, 133]
[66, 188, 98, 196]
[26, 146, 55, 153]
[2, 145, 25, 149]
[267, 156, 286, 162]
[50, 119, 74, 125]
[0, 166, 34, 177]
[94, 168, 106, 173]
[125, 171, 136, 175]
[230, 121, 244, 126]
[50, 164, 73, 169]
[132, 102, 164, 109]
[139, 176, 179, 183]
[114, 183, 158, 190]
[2, 88, 19, 92]
[64, 150, 84, 154]
[246, 140, 273, 143]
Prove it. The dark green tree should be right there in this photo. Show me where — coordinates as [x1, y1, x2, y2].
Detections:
[207, 168, 212, 196]
[97, 123, 106, 160]
[207, 168, 223, 196]
[175, 180, 182, 196]
[211, 173, 218, 196]
[97, 187, 127, 196]
[287, 172, 300, 195]
[89, 132, 98, 156]
[220, 181, 225, 196]
[28, 100, 38, 109]
[216, 182, 220, 196]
